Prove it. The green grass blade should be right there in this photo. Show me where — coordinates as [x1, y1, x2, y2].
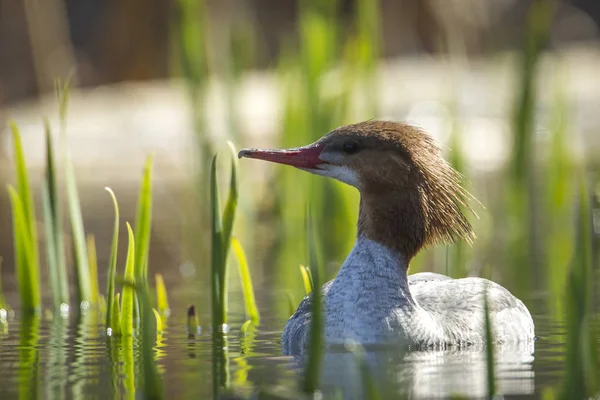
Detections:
[231, 237, 260, 326]
[560, 179, 598, 398]
[153, 308, 163, 334]
[134, 154, 154, 283]
[9, 123, 41, 314]
[299, 264, 313, 294]
[218, 142, 239, 328]
[303, 211, 324, 394]
[86, 234, 100, 306]
[42, 182, 61, 311]
[110, 293, 122, 337]
[54, 78, 71, 127]
[155, 273, 170, 318]
[136, 281, 164, 398]
[10, 122, 40, 269]
[64, 147, 91, 304]
[484, 289, 496, 398]
[121, 223, 136, 337]
[222, 142, 238, 258]
[210, 154, 224, 328]
[8, 186, 39, 314]
[105, 187, 120, 331]
[42, 121, 69, 309]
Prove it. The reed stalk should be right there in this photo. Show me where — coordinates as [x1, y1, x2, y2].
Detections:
[302, 212, 324, 394]
[231, 237, 260, 326]
[105, 187, 120, 331]
[121, 223, 136, 337]
[42, 120, 69, 309]
[9, 122, 41, 314]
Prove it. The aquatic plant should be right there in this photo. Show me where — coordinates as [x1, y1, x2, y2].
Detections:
[209, 143, 238, 397]
[59, 91, 92, 306]
[560, 179, 598, 398]
[155, 273, 169, 318]
[121, 223, 136, 337]
[105, 187, 120, 332]
[134, 155, 154, 284]
[302, 212, 324, 394]
[505, 0, 556, 294]
[8, 122, 41, 315]
[299, 265, 313, 295]
[210, 142, 239, 330]
[41, 121, 70, 309]
[186, 305, 199, 337]
[483, 289, 496, 398]
[87, 235, 100, 306]
[231, 237, 260, 326]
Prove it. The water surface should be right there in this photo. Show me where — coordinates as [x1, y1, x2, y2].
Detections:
[0, 284, 583, 399]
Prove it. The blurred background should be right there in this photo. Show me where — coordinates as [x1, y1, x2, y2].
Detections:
[1, 1, 600, 398]
[0, 0, 599, 325]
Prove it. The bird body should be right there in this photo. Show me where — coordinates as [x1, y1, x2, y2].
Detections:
[239, 120, 535, 356]
[281, 237, 534, 355]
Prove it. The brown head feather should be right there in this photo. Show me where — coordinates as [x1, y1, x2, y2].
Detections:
[325, 120, 476, 260]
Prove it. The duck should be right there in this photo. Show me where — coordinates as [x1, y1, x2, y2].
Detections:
[238, 120, 535, 356]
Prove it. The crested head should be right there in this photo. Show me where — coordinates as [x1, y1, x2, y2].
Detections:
[239, 120, 476, 260]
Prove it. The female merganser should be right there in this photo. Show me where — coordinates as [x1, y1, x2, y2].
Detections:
[239, 120, 534, 355]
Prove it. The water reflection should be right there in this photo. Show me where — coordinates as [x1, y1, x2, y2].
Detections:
[291, 342, 535, 399]
[19, 315, 40, 399]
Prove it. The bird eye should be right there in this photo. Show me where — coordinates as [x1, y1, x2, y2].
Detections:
[342, 141, 360, 154]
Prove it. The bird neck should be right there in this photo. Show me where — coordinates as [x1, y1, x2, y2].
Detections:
[335, 237, 415, 307]
[357, 189, 426, 261]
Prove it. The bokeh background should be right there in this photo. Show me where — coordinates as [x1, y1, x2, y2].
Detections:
[1, 1, 600, 398]
[1, 0, 599, 329]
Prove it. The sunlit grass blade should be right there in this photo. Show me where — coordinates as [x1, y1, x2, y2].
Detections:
[155, 273, 170, 318]
[303, 210, 324, 394]
[9, 123, 41, 314]
[222, 141, 238, 258]
[42, 120, 69, 309]
[110, 293, 122, 337]
[231, 237, 260, 326]
[483, 289, 496, 398]
[211, 154, 225, 328]
[10, 122, 40, 268]
[87, 235, 100, 306]
[153, 308, 163, 334]
[218, 143, 239, 328]
[134, 154, 154, 283]
[105, 187, 120, 331]
[299, 264, 313, 295]
[8, 186, 39, 314]
[560, 179, 598, 398]
[121, 223, 136, 337]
